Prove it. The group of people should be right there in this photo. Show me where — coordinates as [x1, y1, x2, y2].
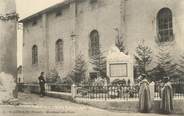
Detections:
[138, 74, 173, 114]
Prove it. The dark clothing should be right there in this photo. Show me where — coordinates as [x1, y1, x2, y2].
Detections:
[139, 79, 151, 113]
[38, 75, 46, 96]
[160, 82, 173, 114]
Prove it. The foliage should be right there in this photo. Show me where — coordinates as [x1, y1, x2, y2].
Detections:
[46, 68, 59, 83]
[60, 77, 73, 85]
[93, 77, 107, 86]
[128, 87, 138, 98]
[80, 79, 93, 86]
[150, 44, 178, 81]
[134, 40, 152, 75]
[69, 54, 87, 85]
[174, 54, 184, 80]
[111, 79, 126, 86]
[157, 46, 178, 77]
[49, 77, 73, 93]
[90, 48, 107, 80]
[149, 64, 167, 81]
[134, 65, 142, 80]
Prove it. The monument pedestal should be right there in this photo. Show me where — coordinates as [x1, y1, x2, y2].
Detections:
[106, 46, 134, 85]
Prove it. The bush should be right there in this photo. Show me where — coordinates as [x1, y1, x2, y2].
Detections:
[69, 54, 87, 85]
[46, 68, 59, 83]
[134, 40, 152, 75]
[93, 77, 107, 86]
[49, 77, 73, 93]
[111, 79, 126, 86]
[61, 77, 73, 85]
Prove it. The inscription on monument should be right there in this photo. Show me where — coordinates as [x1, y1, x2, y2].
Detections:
[109, 63, 128, 77]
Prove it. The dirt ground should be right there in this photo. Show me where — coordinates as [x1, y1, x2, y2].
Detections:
[0, 93, 182, 116]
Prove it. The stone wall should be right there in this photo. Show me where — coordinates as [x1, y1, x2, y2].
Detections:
[47, 3, 75, 78]
[23, 16, 47, 82]
[0, 0, 17, 77]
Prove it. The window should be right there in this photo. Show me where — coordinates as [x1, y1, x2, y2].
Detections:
[89, 30, 100, 57]
[56, 39, 64, 63]
[32, 45, 38, 65]
[157, 8, 173, 42]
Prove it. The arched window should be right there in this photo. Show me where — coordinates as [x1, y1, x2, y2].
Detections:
[56, 39, 64, 62]
[32, 45, 38, 65]
[89, 30, 100, 57]
[157, 8, 173, 42]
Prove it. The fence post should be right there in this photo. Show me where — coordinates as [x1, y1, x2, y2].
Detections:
[71, 84, 77, 100]
[149, 81, 155, 102]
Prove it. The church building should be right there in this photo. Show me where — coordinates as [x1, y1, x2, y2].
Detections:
[20, 0, 184, 83]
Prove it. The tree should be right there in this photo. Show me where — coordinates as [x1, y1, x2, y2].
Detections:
[134, 40, 152, 75]
[149, 64, 167, 81]
[46, 68, 59, 83]
[69, 54, 87, 85]
[154, 45, 178, 80]
[90, 48, 107, 80]
[175, 54, 184, 80]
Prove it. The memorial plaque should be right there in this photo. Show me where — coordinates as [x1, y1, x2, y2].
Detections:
[109, 63, 128, 77]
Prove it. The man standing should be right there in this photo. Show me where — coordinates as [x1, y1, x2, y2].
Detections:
[38, 72, 46, 97]
[160, 76, 173, 114]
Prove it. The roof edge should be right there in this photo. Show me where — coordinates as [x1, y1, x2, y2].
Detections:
[19, 0, 72, 23]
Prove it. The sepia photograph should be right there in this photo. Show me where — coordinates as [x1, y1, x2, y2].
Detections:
[0, 0, 184, 115]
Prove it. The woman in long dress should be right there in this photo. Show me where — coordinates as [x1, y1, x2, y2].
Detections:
[138, 74, 151, 113]
[160, 77, 173, 114]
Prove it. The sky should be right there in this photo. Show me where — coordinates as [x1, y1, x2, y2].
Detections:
[16, 0, 64, 66]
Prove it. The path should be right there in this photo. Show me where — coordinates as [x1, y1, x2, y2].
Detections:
[0, 93, 182, 116]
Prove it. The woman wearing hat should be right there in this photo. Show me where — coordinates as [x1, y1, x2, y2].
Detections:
[138, 74, 151, 113]
[160, 76, 173, 114]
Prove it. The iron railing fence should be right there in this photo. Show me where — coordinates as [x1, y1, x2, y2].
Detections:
[17, 83, 72, 93]
[76, 85, 139, 100]
[46, 83, 71, 93]
[154, 81, 184, 99]
[171, 81, 184, 98]
[17, 81, 184, 99]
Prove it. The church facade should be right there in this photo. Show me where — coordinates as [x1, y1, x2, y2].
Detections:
[20, 0, 184, 83]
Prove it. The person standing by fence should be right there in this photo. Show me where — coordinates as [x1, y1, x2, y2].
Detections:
[138, 74, 151, 113]
[160, 76, 173, 114]
[38, 72, 46, 97]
